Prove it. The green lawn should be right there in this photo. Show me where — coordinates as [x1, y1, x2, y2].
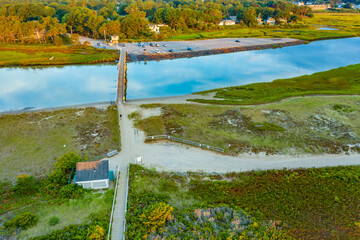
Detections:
[19, 190, 113, 239]
[126, 164, 360, 239]
[190, 63, 360, 105]
[0, 44, 118, 67]
[0, 106, 119, 182]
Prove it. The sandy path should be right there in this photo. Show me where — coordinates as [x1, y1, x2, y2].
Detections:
[112, 103, 360, 174]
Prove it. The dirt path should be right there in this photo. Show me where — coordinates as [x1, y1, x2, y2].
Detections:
[119, 102, 360, 173]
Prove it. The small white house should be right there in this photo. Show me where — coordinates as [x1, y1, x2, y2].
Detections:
[148, 24, 167, 34]
[256, 17, 263, 25]
[75, 160, 109, 189]
[218, 19, 236, 26]
[265, 17, 276, 25]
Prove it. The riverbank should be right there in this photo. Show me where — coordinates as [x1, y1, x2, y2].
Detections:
[128, 39, 305, 62]
[0, 101, 112, 116]
[0, 44, 118, 67]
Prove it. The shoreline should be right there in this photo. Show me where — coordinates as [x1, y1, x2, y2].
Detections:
[0, 101, 112, 116]
[127, 39, 306, 62]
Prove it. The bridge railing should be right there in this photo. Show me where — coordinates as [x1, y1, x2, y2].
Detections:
[145, 135, 225, 153]
[107, 167, 120, 240]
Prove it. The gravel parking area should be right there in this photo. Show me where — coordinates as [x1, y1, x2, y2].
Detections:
[79, 36, 298, 55]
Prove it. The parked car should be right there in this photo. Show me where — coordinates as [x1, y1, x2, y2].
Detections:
[235, 40, 240, 42]
[121, 43, 125, 47]
[150, 43, 154, 47]
[102, 46, 106, 49]
[97, 43, 101, 46]
[163, 44, 168, 47]
[138, 43, 141, 46]
[187, 47, 193, 51]
[155, 44, 160, 47]
[169, 49, 174, 52]
[142, 44, 145, 48]
[155, 49, 160, 53]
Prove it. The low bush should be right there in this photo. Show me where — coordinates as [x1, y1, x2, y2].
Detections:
[13, 174, 39, 196]
[4, 212, 38, 230]
[58, 183, 86, 199]
[48, 216, 60, 226]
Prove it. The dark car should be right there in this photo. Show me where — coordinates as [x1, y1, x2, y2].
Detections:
[150, 43, 154, 47]
[187, 47, 193, 51]
[138, 43, 141, 46]
[169, 49, 174, 52]
[235, 40, 240, 42]
[142, 44, 145, 48]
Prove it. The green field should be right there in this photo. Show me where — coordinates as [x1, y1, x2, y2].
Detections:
[0, 44, 118, 67]
[126, 164, 360, 239]
[134, 96, 360, 155]
[190, 63, 360, 105]
[0, 106, 119, 182]
[167, 13, 360, 41]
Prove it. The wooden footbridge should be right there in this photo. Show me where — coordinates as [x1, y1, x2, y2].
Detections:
[116, 50, 127, 104]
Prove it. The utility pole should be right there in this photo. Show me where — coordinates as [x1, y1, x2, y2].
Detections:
[104, 29, 106, 42]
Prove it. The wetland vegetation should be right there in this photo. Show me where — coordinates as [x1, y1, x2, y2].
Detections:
[0, 106, 119, 182]
[126, 164, 360, 239]
[0, 44, 118, 67]
[190, 63, 360, 105]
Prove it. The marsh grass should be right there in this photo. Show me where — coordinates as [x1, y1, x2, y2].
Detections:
[0, 44, 118, 67]
[137, 96, 360, 155]
[127, 165, 360, 239]
[191, 63, 360, 105]
[0, 106, 119, 182]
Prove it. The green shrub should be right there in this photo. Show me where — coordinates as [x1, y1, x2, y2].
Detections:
[48, 216, 60, 226]
[4, 212, 38, 230]
[13, 174, 39, 196]
[249, 122, 285, 132]
[58, 184, 86, 199]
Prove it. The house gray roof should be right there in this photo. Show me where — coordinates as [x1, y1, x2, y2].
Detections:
[76, 160, 109, 182]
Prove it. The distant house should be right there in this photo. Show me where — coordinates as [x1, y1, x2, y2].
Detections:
[229, 16, 238, 22]
[294, 1, 304, 6]
[256, 17, 263, 25]
[306, 4, 330, 10]
[218, 19, 236, 26]
[278, 18, 288, 24]
[265, 17, 276, 25]
[148, 24, 168, 34]
[111, 35, 119, 44]
[75, 160, 109, 189]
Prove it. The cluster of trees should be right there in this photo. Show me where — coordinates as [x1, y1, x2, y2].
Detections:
[0, 0, 313, 44]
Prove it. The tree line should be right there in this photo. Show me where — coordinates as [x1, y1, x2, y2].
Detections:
[0, 0, 313, 44]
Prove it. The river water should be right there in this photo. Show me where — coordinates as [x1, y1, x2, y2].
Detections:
[1, 38, 360, 112]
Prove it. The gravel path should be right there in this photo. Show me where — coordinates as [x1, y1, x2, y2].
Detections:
[110, 102, 360, 174]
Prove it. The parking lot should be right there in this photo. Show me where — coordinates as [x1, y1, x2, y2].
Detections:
[79, 36, 298, 55]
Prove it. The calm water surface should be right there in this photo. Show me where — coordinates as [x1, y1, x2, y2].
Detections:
[1, 38, 360, 112]
[0, 64, 117, 112]
[126, 37, 360, 99]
